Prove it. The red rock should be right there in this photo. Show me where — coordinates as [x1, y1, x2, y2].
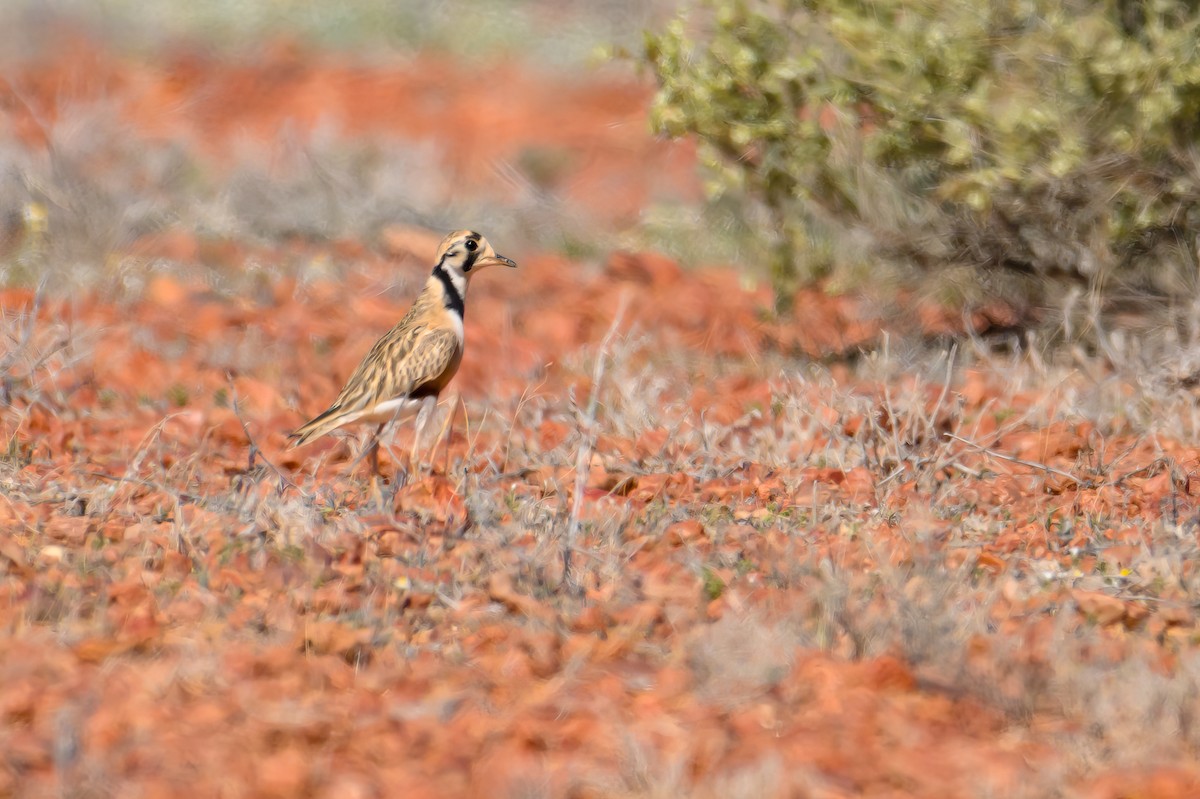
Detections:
[256, 747, 310, 799]
[1072, 590, 1129, 626]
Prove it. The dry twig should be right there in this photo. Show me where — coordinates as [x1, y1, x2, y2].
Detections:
[563, 294, 628, 593]
[945, 432, 1085, 485]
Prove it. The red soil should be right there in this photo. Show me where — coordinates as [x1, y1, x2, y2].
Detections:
[2, 27, 1199, 799]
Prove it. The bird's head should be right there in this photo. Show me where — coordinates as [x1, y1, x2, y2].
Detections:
[435, 230, 517, 282]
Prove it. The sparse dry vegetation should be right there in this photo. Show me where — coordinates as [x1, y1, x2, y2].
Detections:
[3, 5, 1200, 799]
[644, 0, 1200, 330]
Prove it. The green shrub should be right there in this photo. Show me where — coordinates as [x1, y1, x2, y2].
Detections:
[642, 0, 1200, 322]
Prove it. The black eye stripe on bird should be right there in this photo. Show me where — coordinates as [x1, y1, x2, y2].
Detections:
[289, 229, 518, 478]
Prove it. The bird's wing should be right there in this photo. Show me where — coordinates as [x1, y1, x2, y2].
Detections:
[290, 325, 459, 446]
[374, 325, 460, 401]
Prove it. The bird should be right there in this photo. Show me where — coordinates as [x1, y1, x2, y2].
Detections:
[290, 229, 516, 477]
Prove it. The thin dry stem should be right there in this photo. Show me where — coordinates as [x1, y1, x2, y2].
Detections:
[563, 293, 629, 592]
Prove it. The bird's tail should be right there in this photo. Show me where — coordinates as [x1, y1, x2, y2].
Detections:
[289, 406, 349, 448]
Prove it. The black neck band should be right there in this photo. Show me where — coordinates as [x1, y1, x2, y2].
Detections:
[433, 265, 465, 318]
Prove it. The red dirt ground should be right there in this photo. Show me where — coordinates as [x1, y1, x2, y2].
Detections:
[3, 27, 1200, 799]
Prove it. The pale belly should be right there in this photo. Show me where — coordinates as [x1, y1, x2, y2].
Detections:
[354, 397, 427, 425]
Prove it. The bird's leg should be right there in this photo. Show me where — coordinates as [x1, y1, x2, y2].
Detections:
[366, 423, 385, 477]
[348, 427, 380, 474]
[410, 395, 437, 476]
[375, 414, 410, 488]
[440, 394, 460, 476]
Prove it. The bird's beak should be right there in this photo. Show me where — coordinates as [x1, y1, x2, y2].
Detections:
[481, 254, 518, 269]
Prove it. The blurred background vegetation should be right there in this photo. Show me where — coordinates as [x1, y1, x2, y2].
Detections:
[642, 0, 1200, 340]
[2, 0, 660, 63]
[0, 0, 695, 295]
[7, 0, 1200, 347]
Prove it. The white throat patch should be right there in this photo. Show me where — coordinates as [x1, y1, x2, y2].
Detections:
[445, 267, 467, 299]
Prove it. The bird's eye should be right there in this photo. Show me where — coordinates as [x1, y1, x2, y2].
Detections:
[464, 239, 478, 252]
